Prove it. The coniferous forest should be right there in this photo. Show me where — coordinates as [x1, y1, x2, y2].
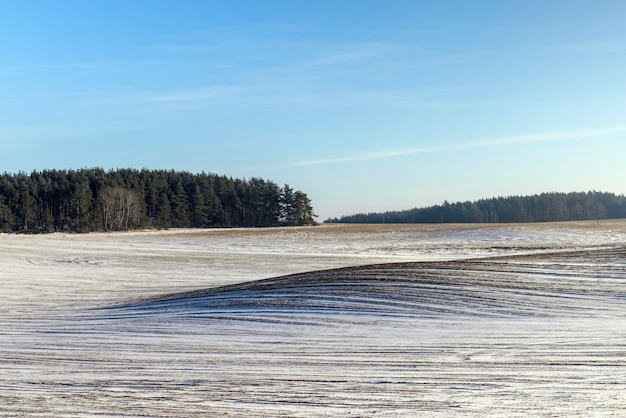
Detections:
[327, 192, 626, 224]
[0, 168, 316, 233]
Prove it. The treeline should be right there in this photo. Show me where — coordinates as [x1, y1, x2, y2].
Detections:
[327, 191, 626, 224]
[0, 168, 316, 233]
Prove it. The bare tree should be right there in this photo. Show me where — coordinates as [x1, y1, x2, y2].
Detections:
[100, 186, 143, 231]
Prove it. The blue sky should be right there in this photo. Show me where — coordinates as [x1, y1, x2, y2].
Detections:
[1, 1, 625, 220]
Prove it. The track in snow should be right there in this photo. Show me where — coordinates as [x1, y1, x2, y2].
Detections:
[3, 226, 626, 417]
[105, 246, 626, 322]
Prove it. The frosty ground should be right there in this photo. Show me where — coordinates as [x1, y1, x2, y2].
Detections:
[1, 222, 626, 417]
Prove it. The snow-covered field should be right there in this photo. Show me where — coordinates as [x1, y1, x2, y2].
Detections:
[1, 221, 626, 417]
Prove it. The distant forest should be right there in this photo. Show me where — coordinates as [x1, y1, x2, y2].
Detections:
[0, 168, 316, 233]
[327, 192, 626, 224]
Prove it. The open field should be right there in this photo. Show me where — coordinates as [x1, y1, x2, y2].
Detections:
[2, 221, 626, 416]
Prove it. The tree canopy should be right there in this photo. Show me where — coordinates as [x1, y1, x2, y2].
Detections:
[326, 192, 626, 224]
[0, 168, 316, 233]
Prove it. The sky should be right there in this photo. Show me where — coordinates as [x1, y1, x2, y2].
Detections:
[1, 1, 625, 220]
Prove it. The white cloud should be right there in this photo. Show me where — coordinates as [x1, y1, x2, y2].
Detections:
[0, 124, 84, 143]
[82, 86, 242, 107]
[287, 126, 626, 167]
[558, 39, 626, 54]
[287, 146, 442, 167]
[474, 126, 626, 147]
[138, 86, 242, 104]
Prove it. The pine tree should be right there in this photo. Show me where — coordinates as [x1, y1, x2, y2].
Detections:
[0, 168, 317, 232]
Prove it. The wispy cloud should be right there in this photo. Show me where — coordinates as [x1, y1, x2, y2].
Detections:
[475, 126, 626, 147]
[137, 86, 242, 104]
[304, 42, 400, 66]
[558, 39, 626, 54]
[0, 124, 85, 143]
[286, 146, 445, 167]
[287, 126, 626, 167]
[82, 86, 242, 107]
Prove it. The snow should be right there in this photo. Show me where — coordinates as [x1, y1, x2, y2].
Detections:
[1, 221, 626, 416]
